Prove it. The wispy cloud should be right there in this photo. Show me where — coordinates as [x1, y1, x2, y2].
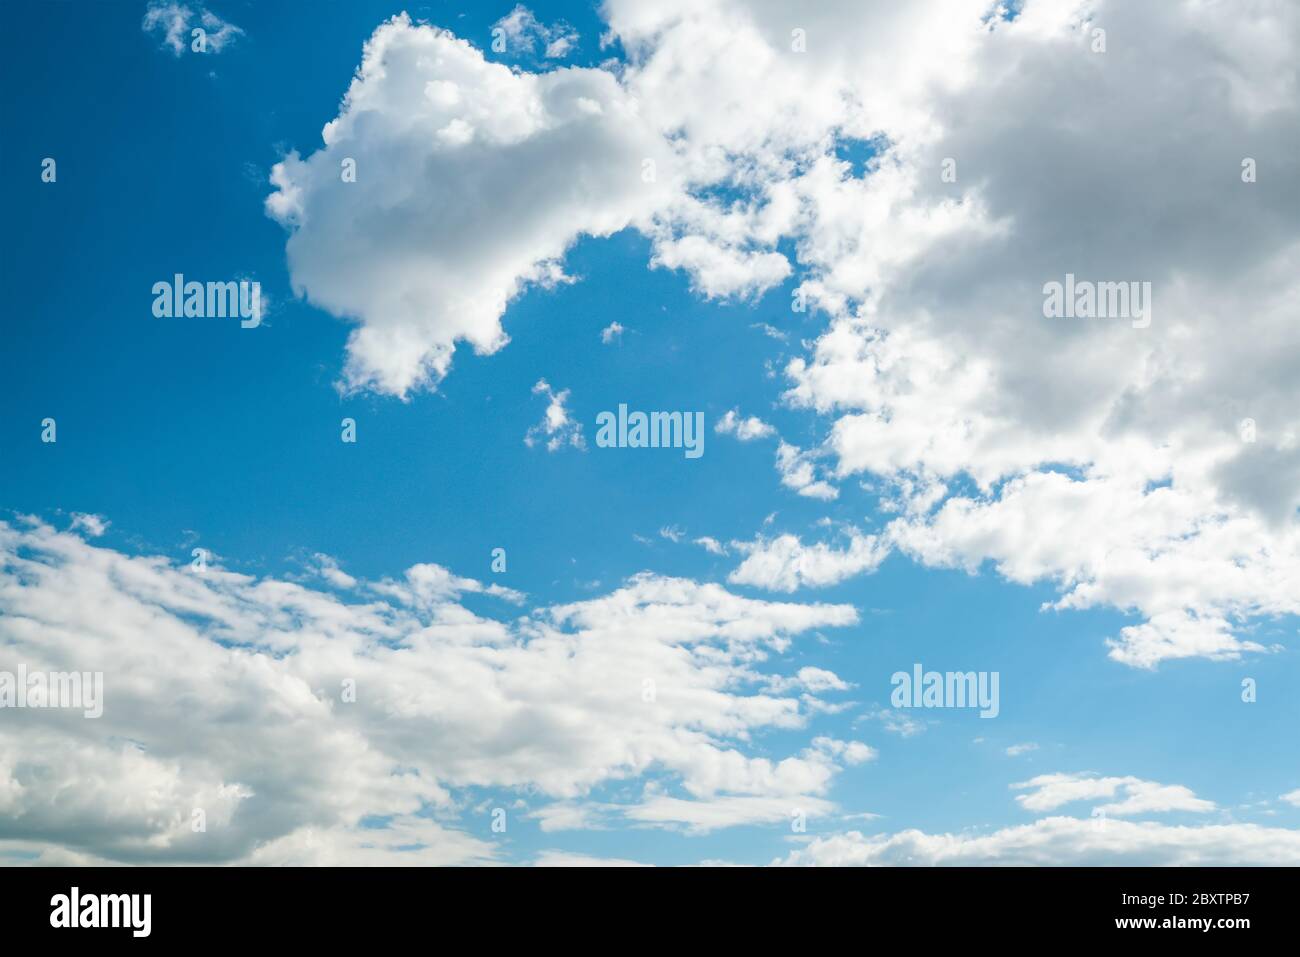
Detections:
[142, 1, 243, 56]
[491, 5, 579, 59]
[525, 379, 585, 452]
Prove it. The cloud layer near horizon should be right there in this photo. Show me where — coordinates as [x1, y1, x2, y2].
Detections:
[6, 516, 1298, 866]
[0, 516, 868, 864]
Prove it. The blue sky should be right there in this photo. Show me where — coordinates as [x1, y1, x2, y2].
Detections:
[2, 0, 1299, 866]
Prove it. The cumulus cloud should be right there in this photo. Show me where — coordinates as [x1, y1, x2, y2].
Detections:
[728, 529, 888, 592]
[265, 14, 675, 397]
[0, 517, 862, 863]
[618, 737, 874, 833]
[760, 0, 1300, 667]
[648, 230, 791, 300]
[606, 0, 1300, 667]
[716, 409, 775, 441]
[263, 0, 1300, 665]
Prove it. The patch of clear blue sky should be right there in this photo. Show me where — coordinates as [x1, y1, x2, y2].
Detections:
[2, 0, 1297, 864]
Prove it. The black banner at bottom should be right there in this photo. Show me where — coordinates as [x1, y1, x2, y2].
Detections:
[0, 866, 1289, 943]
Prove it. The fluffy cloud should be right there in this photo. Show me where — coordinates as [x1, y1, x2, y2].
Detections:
[795, 667, 850, 693]
[0, 517, 862, 864]
[264, 1, 1300, 665]
[607, 0, 1300, 667]
[1013, 773, 1216, 816]
[884, 471, 1291, 668]
[68, 513, 108, 538]
[716, 409, 776, 441]
[765, 0, 1300, 667]
[728, 529, 888, 592]
[265, 14, 675, 397]
[615, 736, 874, 833]
[774, 442, 838, 500]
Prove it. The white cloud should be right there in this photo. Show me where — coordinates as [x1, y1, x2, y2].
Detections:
[774, 442, 838, 500]
[622, 737, 873, 833]
[776, 818, 1300, 866]
[603, 0, 1300, 669]
[860, 707, 926, 738]
[694, 536, 728, 556]
[0, 517, 862, 863]
[729, 529, 888, 592]
[68, 513, 109, 538]
[757, 0, 1300, 667]
[775, 768, 1287, 866]
[648, 232, 791, 300]
[751, 323, 788, 342]
[265, 15, 674, 397]
[532, 850, 649, 867]
[492, 5, 580, 60]
[716, 409, 775, 441]
[883, 472, 1286, 668]
[1281, 789, 1300, 808]
[262, 1, 1300, 665]
[1005, 743, 1039, 757]
[1012, 773, 1215, 816]
[628, 794, 834, 833]
[795, 667, 850, 693]
[525, 378, 585, 452]
[309, 552, 357, 589]
[528, 802, 607, 833]
[245, 816, 494, 866]
[812, 735, 875, 765]
[369, 560, 526, 606]
[142, 2, 243, 56]
[599, 321, 624, 344]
